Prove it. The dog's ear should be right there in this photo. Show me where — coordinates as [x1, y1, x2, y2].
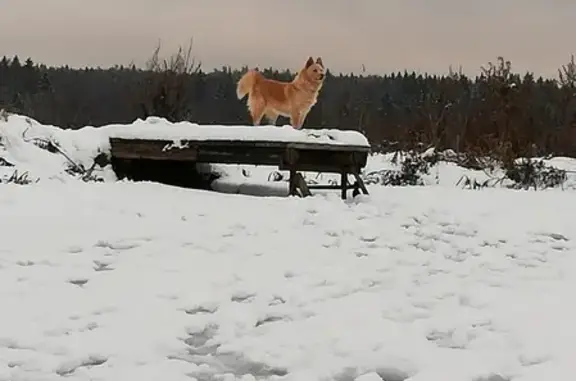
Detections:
[305, 56, 314, 68]
[316, 57, 323, 67]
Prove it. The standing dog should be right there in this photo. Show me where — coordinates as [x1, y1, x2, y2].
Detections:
[236, 57, 325, 129]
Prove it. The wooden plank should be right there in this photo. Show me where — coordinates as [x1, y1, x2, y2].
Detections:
[110, 137, 369, 153]
[111, 139, 284, 165]
[110, 139, 199, 161]
[196, 146, 284, 166]
[307, 184, 342, 190]
[278, 164, 363, 173]
[280, 150, 368, 173]
[285, 142, 370, 152]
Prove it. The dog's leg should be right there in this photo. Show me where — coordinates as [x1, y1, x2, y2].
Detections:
[249, 98, 265, 126]
[298, 111, 310, 129]
[266, 112, 278, 126]
[290, 110, 304, 129]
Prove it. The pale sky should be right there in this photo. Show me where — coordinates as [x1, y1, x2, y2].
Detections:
[1, 0, 575, 78]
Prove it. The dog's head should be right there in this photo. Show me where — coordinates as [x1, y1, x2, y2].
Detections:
[300, 56, 326, 84]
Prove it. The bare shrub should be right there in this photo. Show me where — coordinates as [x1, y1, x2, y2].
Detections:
[364, 150, 438, 186]
[139, 38, 202, 122]
[457, 159, 567, 191]
[505, 159, 567, 190]
[2, 170, 35, 185]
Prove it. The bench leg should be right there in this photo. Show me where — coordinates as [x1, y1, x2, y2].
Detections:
[341, 172, 348, 200]
[294, 172, 312, 197]
[352, 172, 369, 195]
[289, 170, 312, 198]
[353, 183, 360, 197]
[289, 169, 298, 196]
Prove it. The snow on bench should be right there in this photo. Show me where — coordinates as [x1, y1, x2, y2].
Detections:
[101, 117, 371, 148]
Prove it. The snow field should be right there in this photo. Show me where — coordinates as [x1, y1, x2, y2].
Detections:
[0, 181, 575, 381]
[1, 113, 576, 380]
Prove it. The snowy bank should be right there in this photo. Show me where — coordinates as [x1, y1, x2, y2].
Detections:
[0, 113, 368, 185]
[1, 112, 576, 194]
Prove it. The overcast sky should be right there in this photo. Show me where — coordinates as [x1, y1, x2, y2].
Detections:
[1, 0, 574, 77]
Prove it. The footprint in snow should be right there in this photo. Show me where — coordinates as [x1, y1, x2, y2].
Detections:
[16, 260, 34, 266]
[93, 260, 114, 272]
[255, 314, 288, 327]
[230, 292, 256, 303]
[68, 278, 89, 287]
[56, 355, 108, 376]
[185, 304, 219, 315]
[359, 233, 378, 243]
[180, 322, 289, 379]
[94, 239, 142, 251]
[67, 245, 83, 254]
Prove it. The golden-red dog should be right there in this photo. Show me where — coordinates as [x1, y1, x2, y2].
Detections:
[236, 57, 325, 129]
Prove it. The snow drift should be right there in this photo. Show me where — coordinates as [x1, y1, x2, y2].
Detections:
[1, 111, 575, 194]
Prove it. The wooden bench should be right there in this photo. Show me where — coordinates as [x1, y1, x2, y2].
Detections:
[109, 137, 370, 200]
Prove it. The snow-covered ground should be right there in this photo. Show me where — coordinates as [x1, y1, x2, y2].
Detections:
[3, 181, 576, 381]
[1, 114, 576, 381]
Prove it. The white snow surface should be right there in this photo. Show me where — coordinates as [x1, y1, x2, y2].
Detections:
[105, 116, 370, 147]
[1, 113, 369, 148]
[2, 181, 576, 381]
[1, 114, 576, 380]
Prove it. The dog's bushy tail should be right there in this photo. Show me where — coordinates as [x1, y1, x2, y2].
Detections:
[236, 69, 261, 100]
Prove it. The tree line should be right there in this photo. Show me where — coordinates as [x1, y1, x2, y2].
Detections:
[2, 43, 576, 162]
